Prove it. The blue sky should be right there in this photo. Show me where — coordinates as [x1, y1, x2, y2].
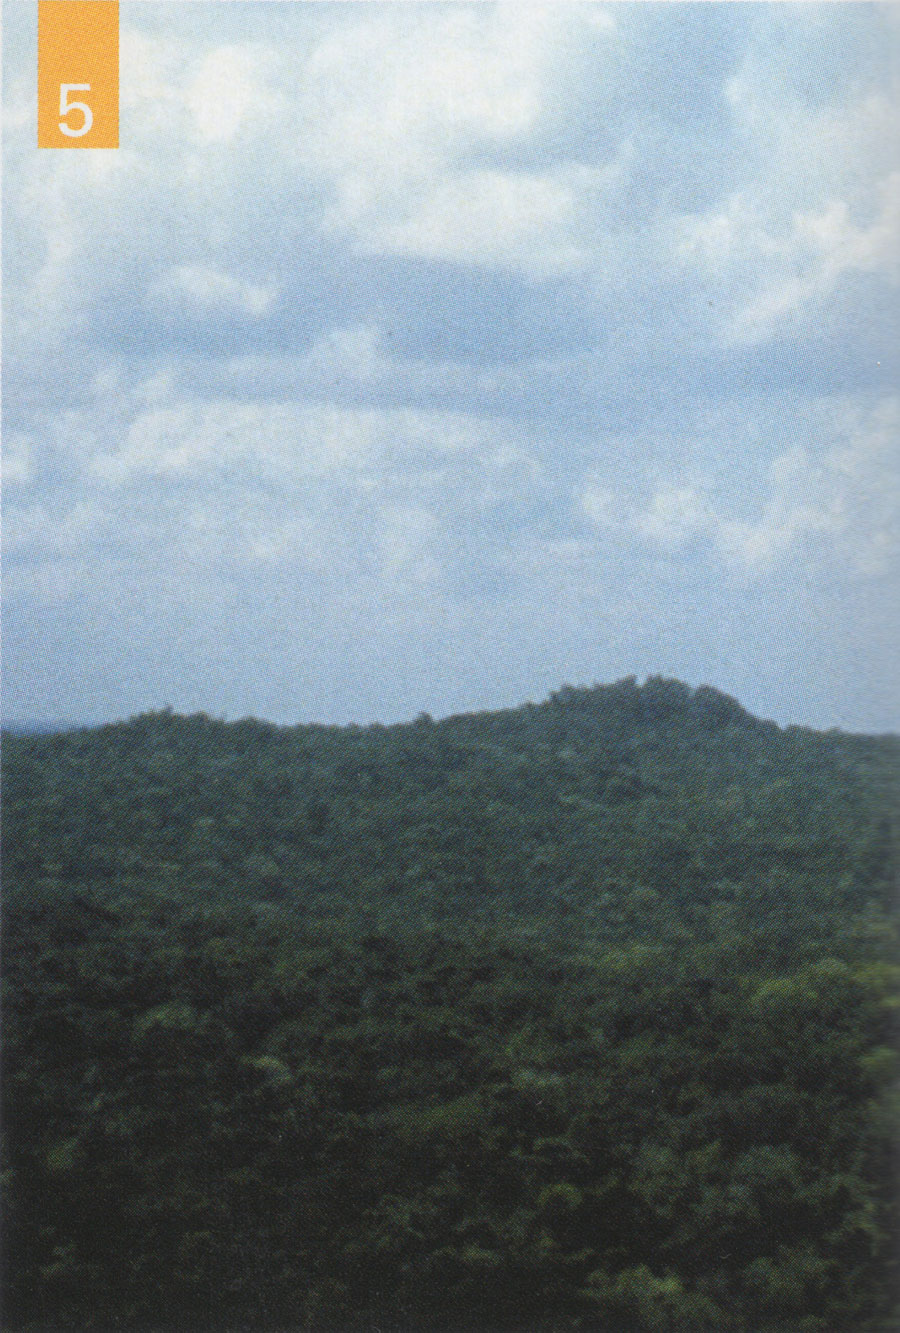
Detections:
[3, 2, 898, 730]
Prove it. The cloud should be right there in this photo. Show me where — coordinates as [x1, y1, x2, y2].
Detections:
[301, 5, 552, 180]
[367, 166, 595, 276]
[88, 400, 377, 483]
[583, 397, 900, 582]
[185, 44, 281, 143]
[635, 487, 712, 553]
[668, 79, 900, 347]
[1, 434, 34, 487]
[300, 5, 609, 277]
[379, 505, 442, 585]
[150, 264, 276, 318]
[731, 171, 900, 344]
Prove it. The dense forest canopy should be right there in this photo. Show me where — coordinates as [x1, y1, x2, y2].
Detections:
[3, 676, 898, 1331]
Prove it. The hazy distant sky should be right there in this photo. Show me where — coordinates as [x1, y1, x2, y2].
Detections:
[3, 2, 898, 730]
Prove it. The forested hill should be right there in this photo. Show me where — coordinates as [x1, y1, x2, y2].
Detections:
[4, 676, 897, 920]
[4, 677, 899, 1332]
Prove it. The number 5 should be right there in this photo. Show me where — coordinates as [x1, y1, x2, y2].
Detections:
[59, 84, 93, 137]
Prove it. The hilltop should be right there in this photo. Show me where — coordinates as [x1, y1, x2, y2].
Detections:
[4, 676, 896, 923]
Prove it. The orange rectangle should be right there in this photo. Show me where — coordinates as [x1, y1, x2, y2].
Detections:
[38, 1, 119, 148]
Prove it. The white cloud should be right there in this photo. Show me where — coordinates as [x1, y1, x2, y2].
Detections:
[672, 164, 900, 346]
[668, 77, 900, 345]
[301, 6, 552, 176]
[90, 401, 375, 483]
[379, 505, 442, 584]
[369, 166, 593, 276]
[580, 483, 616, 527]
[300, 325, 386, 382]
[582, 398, 899, 582]
[2, 434, 34, 487]
[185, 44, 281, 144]
[119, 27, 189, 126]
[635, 487, 712, 553]
[86, 397, 525, 487]
[4, 500, 105, 559]
[151, 264, 276, 318]
[732, 172, 900, 343]
[299, 5, 603, 276]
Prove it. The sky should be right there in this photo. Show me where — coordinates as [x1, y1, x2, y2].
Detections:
[3, 1, 898, 732]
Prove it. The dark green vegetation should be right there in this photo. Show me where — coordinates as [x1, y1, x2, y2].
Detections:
[3, 677, 898, 1331]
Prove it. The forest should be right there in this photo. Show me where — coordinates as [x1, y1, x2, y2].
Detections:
[3, 675, 898, 1331]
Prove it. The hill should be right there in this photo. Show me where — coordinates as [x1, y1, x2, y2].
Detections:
[3, 677, 898, 1331]
[4, 676, 896, 922]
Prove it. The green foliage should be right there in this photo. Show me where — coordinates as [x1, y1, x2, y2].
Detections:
[2, 678, 898, 1330]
